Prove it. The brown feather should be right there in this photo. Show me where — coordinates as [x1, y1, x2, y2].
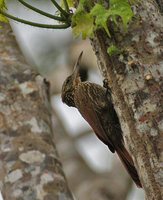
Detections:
[62, 53, 142, 187]
[74, 82, 142, 187]
[116, 146, 142, 187]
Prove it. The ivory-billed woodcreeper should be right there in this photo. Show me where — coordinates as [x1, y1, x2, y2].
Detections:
[61, 52, 142, 188]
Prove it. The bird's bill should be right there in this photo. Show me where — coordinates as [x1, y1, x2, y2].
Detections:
[72, 51, 83, 79]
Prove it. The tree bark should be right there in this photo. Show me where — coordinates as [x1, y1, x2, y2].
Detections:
[0, 23, 74, 200]
[90, 1, 163, 199]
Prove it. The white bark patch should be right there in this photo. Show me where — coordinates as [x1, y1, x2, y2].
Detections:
[18, 146, 24, 152]
[19, 150, 45, 164]
[31, 166, 41, 176]
[35, 75, 44, 84]
[1, 143, 11, 152]
[58, 193, 69, 200]
[0, 135, 13, 154]
[146, 32, 158, 48]
[41, 173, 54, 183]
[6, 161, 16, 171]
[40, 120, 51, 133]
[26, 117, 51, 134]
[19, 81, 37, 95]
[143, 99, 156, 113]
[135, 99, 157, 121]
[26, 117, 42, 133]
[137, 123, 150, 134]
[5, 169, 23, 183]
[0, 93, 6, 101]
[132, 34, 140, 42]
[13, 189, 23, 198]
[150, 128, 158, 136]
[158, 120, 163, 131]
[36, 173, 54, 200]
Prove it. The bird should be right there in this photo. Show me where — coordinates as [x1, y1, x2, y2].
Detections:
[61, 52, 142, 188]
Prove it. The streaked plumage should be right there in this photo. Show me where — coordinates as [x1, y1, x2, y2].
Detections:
[61, 52, 142, 188]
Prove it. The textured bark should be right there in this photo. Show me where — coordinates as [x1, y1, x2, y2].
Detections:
[0, 23, 73, 200]
[155, 0, 163, 12]
[89, 1, 163, 200]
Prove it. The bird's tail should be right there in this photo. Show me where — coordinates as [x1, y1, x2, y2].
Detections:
[116, 146, 142, 188]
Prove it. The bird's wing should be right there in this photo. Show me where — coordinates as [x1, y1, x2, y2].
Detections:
[75, 85, 115, 153]
[74, 84, 142, 187]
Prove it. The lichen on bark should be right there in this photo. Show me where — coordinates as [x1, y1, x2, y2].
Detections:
[0, 23, 74, 200]
[89, 0, 163, 199]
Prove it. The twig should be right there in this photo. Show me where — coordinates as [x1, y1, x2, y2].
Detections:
[50, 0, 69, 17]
[63, 0, 70, 13]
[0, 10, 70, 29]
[18, 0, 65, 21]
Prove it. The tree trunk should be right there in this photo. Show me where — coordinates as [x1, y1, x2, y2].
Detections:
[0, 23, 74, 200]
[90, 1, 163, 199]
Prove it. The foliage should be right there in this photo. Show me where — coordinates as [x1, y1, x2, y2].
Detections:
[107, 44, 121, 56]
[0, 0, 8, 23]
[0, 0, 71, 29]
[72, 0, 94, 39]
[72, 11, 94, 39]
[0, 0, 134, 38]
[72, 0, 134, 38]
[64, 0, 74, 7]
[90, 4, 111, 37]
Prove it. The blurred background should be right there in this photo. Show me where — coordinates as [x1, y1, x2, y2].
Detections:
[2, 1, 145, 199]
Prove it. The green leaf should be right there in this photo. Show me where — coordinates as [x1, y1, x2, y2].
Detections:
[107, 45, 121, 56]
[90, 1, 134, 36]
[66, 0, 74, 7]
[72, 10, 94, 39]
[109, 0, 134, 29]
[72, 0, 94, 39]
[0, 0, 8, 23]
[72, 0, 134, 39]
[90, 4, 111, 36]
[0, 0, 5, 7]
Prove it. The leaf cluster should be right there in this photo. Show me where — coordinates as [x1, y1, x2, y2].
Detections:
[0, 0, 72, 29]
[72, 0, 134, 39]
[0, 0, 134, 39]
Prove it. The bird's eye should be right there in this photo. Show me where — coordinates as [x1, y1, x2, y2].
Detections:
[66, 77, 71, 84]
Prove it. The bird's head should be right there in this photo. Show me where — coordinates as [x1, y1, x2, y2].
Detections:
[61, 51, 83, 107]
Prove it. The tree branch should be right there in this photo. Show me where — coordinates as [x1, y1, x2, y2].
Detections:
[90, 0, 163, 199]
[18, 0, 66, 21]
[0, 10, 70, 29]
[0, 22, 73, 200]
